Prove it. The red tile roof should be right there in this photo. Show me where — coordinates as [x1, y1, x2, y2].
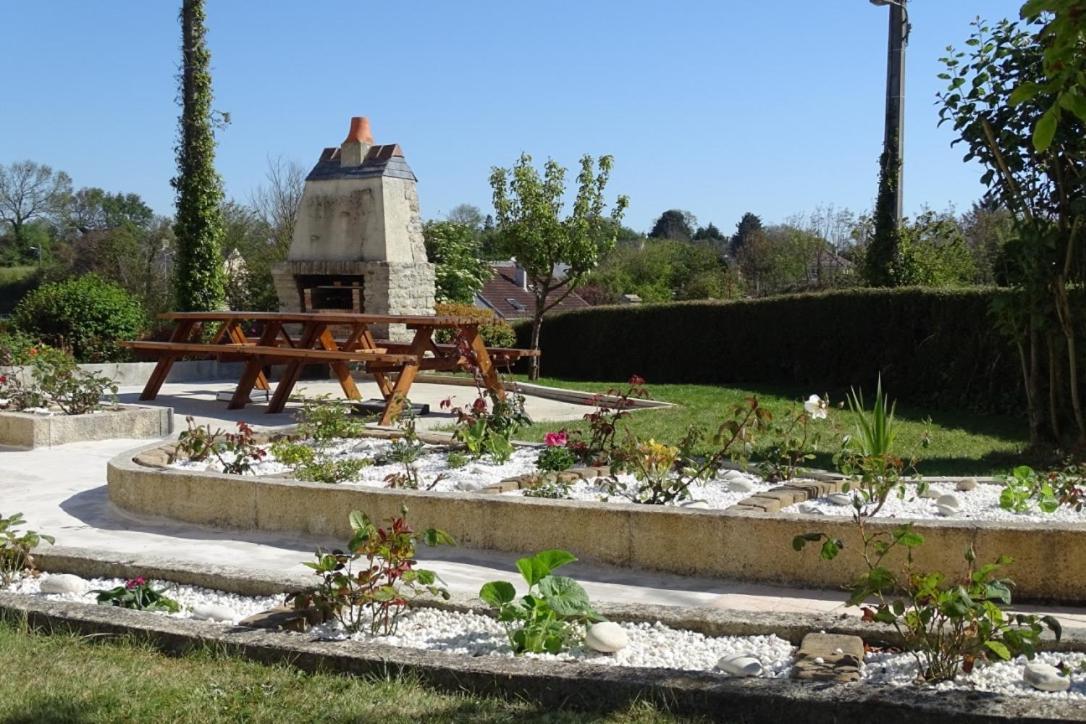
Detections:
[476, 265, 589, 320]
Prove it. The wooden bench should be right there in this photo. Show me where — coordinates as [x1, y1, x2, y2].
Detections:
[124, 341, 416, 365]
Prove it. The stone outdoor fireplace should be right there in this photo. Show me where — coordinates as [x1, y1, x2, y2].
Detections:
[272, 116, 435, 340]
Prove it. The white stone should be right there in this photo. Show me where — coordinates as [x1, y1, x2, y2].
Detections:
[798, 503, 824, 515]
[716, 654, 764, 677]
[189, 602, 238, 622]
[721, 470, 748, 483]
[826, 493, 853, 506]
[680, 499, 711, 509]
[726, 478, 756, 493]
[39, 573, 88, 595]
[585, 621, 628, 653]
[956, 478, 978, 492]
[935, 493, 961, 517]
[456, 479, 487, 492]
[1023, 661, 1071, 692]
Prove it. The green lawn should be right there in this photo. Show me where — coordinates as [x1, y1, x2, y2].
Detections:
[0, 615, 697, 723]
[512, 378, 1030, 477]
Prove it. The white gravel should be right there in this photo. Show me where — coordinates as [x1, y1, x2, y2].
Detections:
[503, 470, 774, 509]
[9, 573, 280, 624]
[865, 650, 1086, 700]
[785, 482, 1086, 523]
[314, 607, 797, 673]
[169, 437, 541, 493]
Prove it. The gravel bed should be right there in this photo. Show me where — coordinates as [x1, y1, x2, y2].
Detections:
[313, 607, 797, 673]
[865, 650, 1086, 700]
[502, 469, 774, 509]
[785, 482, 1086, 523]
[9, 573, 281, 624]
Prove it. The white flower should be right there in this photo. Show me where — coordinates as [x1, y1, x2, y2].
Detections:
[804, 394, 827, 420]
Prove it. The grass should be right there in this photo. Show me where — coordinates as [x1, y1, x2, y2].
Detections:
[0, 614, 699, 723]
[509, 377, 1031, 477]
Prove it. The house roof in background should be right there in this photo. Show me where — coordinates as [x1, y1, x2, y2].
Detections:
[476, 266, 588, 320]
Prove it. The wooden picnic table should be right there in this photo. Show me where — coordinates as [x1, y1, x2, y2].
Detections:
[124, 311, 538, 425]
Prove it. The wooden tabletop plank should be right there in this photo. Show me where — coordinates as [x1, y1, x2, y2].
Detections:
[157, 311, 480, 326]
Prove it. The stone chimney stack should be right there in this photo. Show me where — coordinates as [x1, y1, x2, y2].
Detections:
[339, 116, 374, 167]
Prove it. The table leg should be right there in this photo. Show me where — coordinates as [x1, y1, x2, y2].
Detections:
[229, 321, 282, 409]
[379, 327, 431, 425]
[266, 322, 323, 414]
[358, 327, 394, 398]
[463, 324, 506, 400]
[139, 320, 195, 400]
[319, 328, 361, 401]
[227, 323, 269, 393]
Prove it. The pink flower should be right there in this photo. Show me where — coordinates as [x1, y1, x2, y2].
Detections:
[544, 432, 568, 448]
[126, 577, 146, 590]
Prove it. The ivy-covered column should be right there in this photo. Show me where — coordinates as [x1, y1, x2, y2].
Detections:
[172, 0, 225, 311]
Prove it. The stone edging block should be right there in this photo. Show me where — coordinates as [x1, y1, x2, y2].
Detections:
[0, 404, 173, 449]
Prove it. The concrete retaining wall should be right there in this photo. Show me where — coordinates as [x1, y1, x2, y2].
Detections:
[0, 405, 172, 448]
[0, 360, 247, 387]
[107, 442, 1086, 603]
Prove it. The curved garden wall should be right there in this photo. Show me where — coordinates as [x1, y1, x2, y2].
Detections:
[108, 442, 1086, 603]
[518, 288, 1024, 412]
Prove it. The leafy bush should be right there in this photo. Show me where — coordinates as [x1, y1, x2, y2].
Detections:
[267, 398, 372, 484]
[0, 266, 42, 315]
[290, 508, 453, 635]
[794, 529, 1060, 683]
[479, 549, 602, 655]
[536, 442, 576, 473]
[171, 417, 267, 475]
[998, 463, 1085, 513]
[0, 348, 117, 415]
[447, 391, 531, 463]
[0, 513, 54, 587]
[518, 288, 1026, 413]
[423, 221, 491, 303]
[434, 303, 516, 349]
[11, 274, 146, 362]
[93, 577, 180, 613]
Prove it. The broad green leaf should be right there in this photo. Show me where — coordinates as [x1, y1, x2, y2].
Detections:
[1009, 82, 1039, 106]
[985, 640, 1011, 660]
[1041, 615, 1063, 641]
[1033, 105, 1059, 152]
[479, 580, 516, 607]
[538, 575, 593, 617]
[518, 549, 576, 585]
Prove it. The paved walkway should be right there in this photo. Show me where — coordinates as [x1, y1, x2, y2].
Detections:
[2, 379, 1083, 627]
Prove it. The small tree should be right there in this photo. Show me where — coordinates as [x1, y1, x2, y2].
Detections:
[422, 220, 490, 303]
[172, 0, 226, 311]
[0, 161, 71, 258]
[490, 153, 628, 379]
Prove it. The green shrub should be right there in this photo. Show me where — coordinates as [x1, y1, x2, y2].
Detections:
[0, 266, 42, 315]
[518, 288, 1025, 413]
[11, 275, 146, 362]
[434, 302, 517, 348]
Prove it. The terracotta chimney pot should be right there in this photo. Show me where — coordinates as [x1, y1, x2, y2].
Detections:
[344, 116, 374, 145]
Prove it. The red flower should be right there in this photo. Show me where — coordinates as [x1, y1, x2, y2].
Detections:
[544, 431, 568, 448]
[471, 397, 487, 414]
[628, 374, 646, 387]
[126, 576, 146, 590]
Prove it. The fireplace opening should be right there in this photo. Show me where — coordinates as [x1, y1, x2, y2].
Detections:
[297, 275, 364, 313]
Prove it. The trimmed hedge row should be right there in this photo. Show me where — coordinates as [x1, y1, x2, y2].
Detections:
[519, 288, 1023, 412]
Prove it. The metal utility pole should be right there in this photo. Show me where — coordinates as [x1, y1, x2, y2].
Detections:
[872, 0, 908, 224]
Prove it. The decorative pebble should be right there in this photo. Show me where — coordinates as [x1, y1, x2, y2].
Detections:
[935, 494, 961, 517]
[918, 489, 942, 500]
[39, 574, 88, 595]
[585, 621, 629, 653]
[826, 493, 853, 506]
[721, 470, 749, 483]
[798, 503, 824, 515]
[956, 477, 978, 492]
[717, 654, 764, 677]
[726, 479, 756, 493]
[1023, 661, 1071, 692]
[189, 602, 238, 622]
[679, 499, 711, 510]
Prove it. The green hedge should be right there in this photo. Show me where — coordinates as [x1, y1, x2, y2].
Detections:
[520, 288, 1023, 412]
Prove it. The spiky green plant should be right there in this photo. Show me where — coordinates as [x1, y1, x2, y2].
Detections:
[846, 374, 896, 458]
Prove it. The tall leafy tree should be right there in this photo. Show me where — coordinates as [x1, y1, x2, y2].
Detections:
[729, 212, 763, 256]
[0, 160, 71, 254]
[939, 16, 1086, 446]
[648, 209, 695, 241]
[172, 0, 225, 311]
[423, 220, 490, 303]
[490, 153, 628, 379]
[693, 222, 724, 242]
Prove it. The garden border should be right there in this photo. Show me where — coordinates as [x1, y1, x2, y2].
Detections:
[0, 587, 1082, 722]
[107, 441, 1086, 603]
[0, 404, 173, 449]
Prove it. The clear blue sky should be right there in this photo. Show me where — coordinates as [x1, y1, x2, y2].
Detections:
[0, 1, 1023, 233]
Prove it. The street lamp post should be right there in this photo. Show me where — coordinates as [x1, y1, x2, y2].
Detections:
[871, 0, 909, 225]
